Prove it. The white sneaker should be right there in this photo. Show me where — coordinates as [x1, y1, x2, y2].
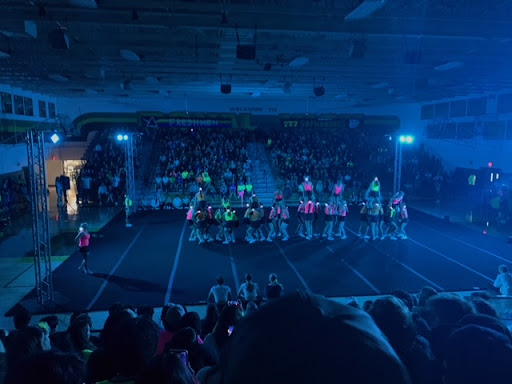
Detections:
[282, 237, 289, 241]
[223, 240, 230, 244]
[341, 235, 347, 239]
[327, 237, 334, 241]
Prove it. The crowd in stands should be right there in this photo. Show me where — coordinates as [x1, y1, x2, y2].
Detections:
[74, 126, 455, 211]
[142, 127, 251, 209]
[2, 276, 512, 384]
[76, 130, 141, 207]
[265, 127, 376, 202]
[0, 174, 29, 214]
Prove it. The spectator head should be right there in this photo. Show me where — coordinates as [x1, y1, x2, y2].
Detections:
[70, 312, 92, 328]
[368, 296, 416, 357]
[268, 273, 278, 283]
[498, 264, 508, 274]
[67, 317, 92, 352]
[39, 315, 59, 334]
[10, 350, 85, 384]
[458, 314, 511, 341]
[164, 305, 185, 333]
[444, 325, 512, 384]
[363, 300, 373, 312]
[137, 350, 196, 384]
[216, 276, 225, 285]
[5, 326, 46, 372]
[137, 306, 155, 320]
[13, 307, 32, 330]
[391, 289, 415, 311]
[179, 312, 201, 335]
[417, 286, 438, 307]
[211, 291, 410, 384]
[245, 273, 252, 282]
[113, 317, 161, 377]
[468, 298, 498, 318]
[421, 293, 475, 329]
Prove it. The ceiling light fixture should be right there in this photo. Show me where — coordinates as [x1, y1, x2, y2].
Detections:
[345, 0, 387, 21]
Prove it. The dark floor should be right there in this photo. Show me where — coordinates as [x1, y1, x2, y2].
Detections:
[14, 206, 512, 314]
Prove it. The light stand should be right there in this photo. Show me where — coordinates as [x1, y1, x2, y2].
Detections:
[393, 135, 414, 194]
[117, 134, 136, 227]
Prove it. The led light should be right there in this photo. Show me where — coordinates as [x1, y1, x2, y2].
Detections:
[399, 135, 414, 144]
[123, 135, 128, 140]
[117, 134, 124, 141]
[50, 133, 60, 144]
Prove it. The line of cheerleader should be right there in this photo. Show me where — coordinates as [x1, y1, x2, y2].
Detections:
[358, 177, 409, 241]
[185, 193, 349, 245]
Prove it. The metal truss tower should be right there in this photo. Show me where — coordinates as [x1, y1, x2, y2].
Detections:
[26, 130, 53, 304]
[124, 134, 136, 226]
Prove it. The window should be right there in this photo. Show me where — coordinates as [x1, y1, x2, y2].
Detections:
[48, 102, 56, 118]
[14, 95, 24, 115]
[38, 100, 47, 118]
[1, 92, 13, 113]
[24, 97, 33, 116]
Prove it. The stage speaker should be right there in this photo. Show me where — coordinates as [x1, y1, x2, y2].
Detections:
[220, 84, 232, 94]
[236, 44, 256, 60]
[313, 86, 325, 97]
[349, 40, 365, 58]
[49, 28, 70, 50]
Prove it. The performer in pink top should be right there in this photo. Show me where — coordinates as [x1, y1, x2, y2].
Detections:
[75, 223, 92, 274]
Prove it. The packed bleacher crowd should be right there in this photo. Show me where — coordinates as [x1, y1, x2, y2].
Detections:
[265, 127, 379, 202]
[76, 130, 142, 207]
[2, 271, 512, 384]
[141, 127, 251, 209]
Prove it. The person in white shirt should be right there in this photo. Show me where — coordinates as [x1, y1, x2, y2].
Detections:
[238, 273, 261, 308]
[208, 276, 233, 312]
[494, 265, 512, 296]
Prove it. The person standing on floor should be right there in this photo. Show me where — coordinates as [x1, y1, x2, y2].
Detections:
[76, 223, 92, 274]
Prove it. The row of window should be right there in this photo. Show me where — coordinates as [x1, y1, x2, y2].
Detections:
[0, 92, 56, 118]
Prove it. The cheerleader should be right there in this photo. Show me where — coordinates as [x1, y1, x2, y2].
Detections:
[296, 198, 306, 238]
[214, 207, 226, 241]
[304, 198, 315, 240]
[322, 200, 335, 241]
[332, 178, 345, 203]
[186, 206, 197, 242]
[334, 200, 348, 239]
[397, 198, 409, 239]
[367, 198, 381, 241]
[266, 204, 278, 242]
[223, 208, 237, 244]
[247, 206, 262, 244]
[194, 208, 208, 244]
[237, 182, 246, 207]
[358, 202, 369, 239]
[280, 206, 290, 241]
[303, 176, 314, 200]
[365, 177, 382, 202]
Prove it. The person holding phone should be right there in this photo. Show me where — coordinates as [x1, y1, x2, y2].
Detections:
[75, 223, 92, 274]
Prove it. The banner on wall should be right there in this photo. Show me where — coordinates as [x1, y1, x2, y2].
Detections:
[280, 116, 364, 129]
[139, 114, 233, 129]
